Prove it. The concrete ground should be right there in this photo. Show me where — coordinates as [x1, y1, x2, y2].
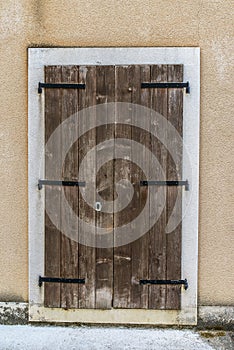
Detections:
[0, 325, 233, 350]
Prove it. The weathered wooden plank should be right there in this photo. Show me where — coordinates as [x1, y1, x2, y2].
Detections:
[95, 66, 115, 309]
[166, 65, 183, 309]
[130, 65, 150, 308]
[43, 64, 184, 311]
[44, 66, 62, 307]
[148, 65, 168, 309]
[113, 65, 133, 308]
[78, 66, 97, 308]
[60, 66, 79, 309]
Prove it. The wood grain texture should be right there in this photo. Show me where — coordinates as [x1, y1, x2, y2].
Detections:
[95, 66, 115, 309]
[166, 65, 183, 309]
[130, 65, 150, 309]
[113, 65, 133, 308]
[78, 66, 97, 309]
[44, 64, 184, 311]
[44, 66, 62, 307]
[60, 66, 79, 309]
[148, 65, 168, 309]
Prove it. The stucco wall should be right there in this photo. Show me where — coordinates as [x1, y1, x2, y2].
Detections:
[0, 0, 233, 305]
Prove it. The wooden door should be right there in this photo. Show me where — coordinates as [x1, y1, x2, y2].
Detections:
[43, 64, 184, 310]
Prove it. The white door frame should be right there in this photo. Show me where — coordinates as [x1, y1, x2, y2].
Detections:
[28, 47, 200, 325]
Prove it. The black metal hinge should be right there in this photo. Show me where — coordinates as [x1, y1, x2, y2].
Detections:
[38, 82, 85, 94]
[38, 179, 86, 190]
[140, 279, 188, 290]
[39, 276, 85, 287]
[140, 180, 189, 191]
[141, 81, 190, 94]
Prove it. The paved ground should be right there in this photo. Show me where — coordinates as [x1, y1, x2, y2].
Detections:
[0, 325, 233, 350]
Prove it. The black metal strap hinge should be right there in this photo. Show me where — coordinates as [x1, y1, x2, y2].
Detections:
[39, 276, 85, 287]
[140, 180, 189, 191]
[140, 279, 188, 290]
[38, 179, 86, 190]
[141, 81, 190, 94]
[38, 82, 85, 94]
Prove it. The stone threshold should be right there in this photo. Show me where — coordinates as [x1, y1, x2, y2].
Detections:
[0, 302, 233, 330]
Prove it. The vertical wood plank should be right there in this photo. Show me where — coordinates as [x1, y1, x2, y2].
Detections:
[148, 65, 168, 309]
[78, 66, 97, 309]
[130, 65, 150, 308]
[60, 66, 79, 309]
[95, 66, 115, 309]
[166, 65, 183, 309]
[44, 66, 62, 307]
[113, 65, 133, 308]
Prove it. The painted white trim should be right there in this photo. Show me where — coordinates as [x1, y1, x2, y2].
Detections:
[28, 47, 200, 325]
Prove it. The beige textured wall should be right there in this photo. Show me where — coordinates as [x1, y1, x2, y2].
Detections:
[0, 0, 233, 305]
